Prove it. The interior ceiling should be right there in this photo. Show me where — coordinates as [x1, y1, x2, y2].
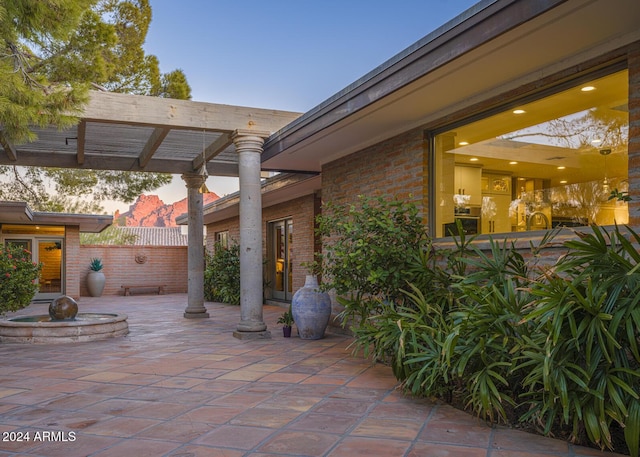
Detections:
[261, 0, 640, 173]
[447, 69, 629, 186]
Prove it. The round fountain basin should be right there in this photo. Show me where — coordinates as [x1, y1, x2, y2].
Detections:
[0, 313, 128, 344]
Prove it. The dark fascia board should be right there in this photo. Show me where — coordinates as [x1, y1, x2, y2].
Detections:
[31, 212, 113, 233]
[0, 201, 34, 222]
[176, 173, 320, 226]
[0, 201, 112, 233]
[262, 0, 567, 163]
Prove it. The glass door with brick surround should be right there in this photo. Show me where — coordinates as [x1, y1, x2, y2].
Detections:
[3, 237, 64, 301]
[269, 219, 293, 301]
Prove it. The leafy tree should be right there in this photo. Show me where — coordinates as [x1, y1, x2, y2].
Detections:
[0, 0, 191, 212]
[80, 225, 138, 245]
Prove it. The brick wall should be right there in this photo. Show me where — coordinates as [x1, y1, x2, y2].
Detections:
[629, 41, 640, 225]
[205, 193, 319, 300]
[78, 245, 187, 296]
[322, 127, 426, 213]
[65, 226, 81, 299]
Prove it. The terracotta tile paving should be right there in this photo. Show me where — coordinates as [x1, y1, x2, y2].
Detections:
[0, 294, 630, 457]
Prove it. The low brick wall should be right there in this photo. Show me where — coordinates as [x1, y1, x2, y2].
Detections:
[79, 245, 188, 296]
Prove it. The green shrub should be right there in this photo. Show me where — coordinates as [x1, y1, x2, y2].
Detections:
[0, 245, 42, 314]
[204, 243, 240, 305]
[331, 203, 639, 455]
[316, 195, 427, 327]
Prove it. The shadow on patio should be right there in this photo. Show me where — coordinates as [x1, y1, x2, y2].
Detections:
[0, 294, 627, 456]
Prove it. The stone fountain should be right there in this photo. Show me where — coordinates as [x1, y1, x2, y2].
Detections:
[0, 296, 128, 344]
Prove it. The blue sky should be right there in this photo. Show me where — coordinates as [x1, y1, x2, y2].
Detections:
[112, 0, 480, 212]
[145, 0, 479, 111]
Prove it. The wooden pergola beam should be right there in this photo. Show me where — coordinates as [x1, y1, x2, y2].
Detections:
[192, 132, 233, 171]
[76, 121, 86, 165]
[82, 91, 301, 133]
[0, 131, 17, 161]
[139, 127, 170, 168]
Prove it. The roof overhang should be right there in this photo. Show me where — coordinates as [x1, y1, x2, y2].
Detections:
[0, 201, 113, 232]
[176, 173, 321, 225]
[261, 0, 640, 172]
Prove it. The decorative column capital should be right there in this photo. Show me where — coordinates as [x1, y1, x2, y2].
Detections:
[181, 172, 207, 190]
[232, 130, 269, 153]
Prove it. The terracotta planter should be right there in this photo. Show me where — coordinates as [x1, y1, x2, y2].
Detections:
[291, 275, 331, 340]
[87, 271, 105, 297]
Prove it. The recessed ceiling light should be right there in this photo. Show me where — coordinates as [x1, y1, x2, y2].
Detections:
[509, 161, 518, 165]
[469, 157, 479, 161]
[557, 166, 566, 170]
[581, 86, 595, 92]
[513, 109, 526, 114]
[591, 139, 602, 145]
[560, 180, 568, 184]
[459, 141, 469, 146]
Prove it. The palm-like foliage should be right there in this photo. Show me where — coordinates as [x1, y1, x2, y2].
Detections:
[522, 225, 640, 455]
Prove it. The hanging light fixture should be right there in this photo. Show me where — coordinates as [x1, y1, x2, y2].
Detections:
[600, 148, 612, 193]
[199, 129, 210, 194]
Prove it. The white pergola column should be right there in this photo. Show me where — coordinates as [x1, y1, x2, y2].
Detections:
[232, 130, 271, 339]
[181, 172, 209, 319]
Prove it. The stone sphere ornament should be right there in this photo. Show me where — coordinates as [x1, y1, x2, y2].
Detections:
[48, 295, 79, 321]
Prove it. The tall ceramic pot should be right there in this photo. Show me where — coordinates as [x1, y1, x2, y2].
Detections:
[291, 275, 331, 340]
[87, 271, 106, 297]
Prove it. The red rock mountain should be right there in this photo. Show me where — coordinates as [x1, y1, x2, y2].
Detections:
[114, 193, 219, 227]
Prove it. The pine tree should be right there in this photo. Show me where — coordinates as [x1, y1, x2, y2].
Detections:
[0, 0, 192, 211]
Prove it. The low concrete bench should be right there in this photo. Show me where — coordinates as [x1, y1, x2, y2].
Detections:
[121, 285, 165, 296]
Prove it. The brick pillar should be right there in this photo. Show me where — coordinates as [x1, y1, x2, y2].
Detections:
[628, 41, 640, 226]
[65, 226, 81, 299]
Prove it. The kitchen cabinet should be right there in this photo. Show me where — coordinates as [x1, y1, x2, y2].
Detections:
[482, 173, 511, 195]
[481, 194, 512, 233]
[454, 166, 482, 206]
[481, 173, 513, 234]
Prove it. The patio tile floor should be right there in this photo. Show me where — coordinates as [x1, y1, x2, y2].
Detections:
[0, 294, 629, 457]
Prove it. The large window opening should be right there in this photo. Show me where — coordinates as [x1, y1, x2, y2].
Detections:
[2, 225, 65, 300]
[434, 69, 629, 238]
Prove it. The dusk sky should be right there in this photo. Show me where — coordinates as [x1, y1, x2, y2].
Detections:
[110, 0, 480, 212]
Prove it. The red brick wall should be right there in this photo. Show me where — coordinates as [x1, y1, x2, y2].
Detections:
[321, 127, 426, 214]
[65, 226, 81, 299]
[205, 193, 319, 300]
[629, 41, 640, 225]
[78, 245, 187, 296]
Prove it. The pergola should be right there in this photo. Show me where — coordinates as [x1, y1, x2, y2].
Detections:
[0, 90, 301, 338]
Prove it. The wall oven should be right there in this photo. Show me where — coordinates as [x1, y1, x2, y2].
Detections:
[443, 207, 481, 236]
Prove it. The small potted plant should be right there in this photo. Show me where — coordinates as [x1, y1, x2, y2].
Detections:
[87, 257, 105, 297]
[277, 305, 294, 337]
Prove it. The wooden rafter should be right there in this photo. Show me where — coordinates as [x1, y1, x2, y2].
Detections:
[139, 127, 170, 168]
[76, 121, 86, 165]
[192, 132, 233, 171]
